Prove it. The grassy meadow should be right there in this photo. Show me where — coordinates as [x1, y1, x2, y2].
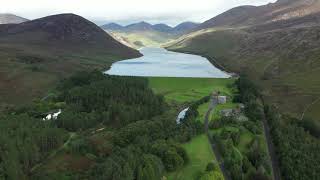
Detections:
[166, 134, 218, 180]
[148, 77, 235, 104]
[149, 77, 234, 180]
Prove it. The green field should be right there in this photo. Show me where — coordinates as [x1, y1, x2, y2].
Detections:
[166, 134, 220, 180]
[148, 77, 232, 180]
[196, 102, 210, 122]
[148, 77, 235, 103]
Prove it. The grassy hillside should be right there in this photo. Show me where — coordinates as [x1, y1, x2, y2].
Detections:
[108, 31, 174, 48]
[0, 14, 141, 105]
[197, 0, 320, 30]
[167, 25, 320, 121]
[167, 0, 320, 121]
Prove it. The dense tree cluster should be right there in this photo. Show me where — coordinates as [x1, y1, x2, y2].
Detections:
[197, 162, 224, 180]
[265, 106, 320, 180]
[55, 71, 166, 131]
[0, 113, 67, 179]
[87, 108, 203, 179]
[236, 75, 320, 180]
[0, 71, 206, 179]
[211, 76, 271, 180]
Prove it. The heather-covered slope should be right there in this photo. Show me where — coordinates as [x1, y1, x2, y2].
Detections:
[0, 14, 141, 105]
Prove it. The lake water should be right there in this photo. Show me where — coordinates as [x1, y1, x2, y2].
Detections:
[105, 47, 230, 78]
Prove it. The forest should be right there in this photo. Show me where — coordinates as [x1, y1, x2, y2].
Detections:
[0, 71, 205, 179]
[2, 71, 317, 180]
[231, 75, 320, 180]
[265, 106, 320, 180]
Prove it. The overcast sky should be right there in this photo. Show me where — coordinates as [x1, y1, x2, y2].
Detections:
[1, 0, 277, 26]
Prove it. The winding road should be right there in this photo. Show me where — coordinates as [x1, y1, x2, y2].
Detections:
[204, 95, 231, 180]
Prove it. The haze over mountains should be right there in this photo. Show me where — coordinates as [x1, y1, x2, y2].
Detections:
[167, 0, 320, 121]
[102, 21, 199, 34]
[0, 13, 29, 24]
[101, 21, 199, 48]
[0, 13, 140, 104]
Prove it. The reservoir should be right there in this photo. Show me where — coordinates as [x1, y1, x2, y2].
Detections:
[105, 47, 230, 78]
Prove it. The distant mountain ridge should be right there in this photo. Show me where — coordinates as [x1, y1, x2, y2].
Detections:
[0, 13, 29, 24]
[101, 21, 199, 35]
[101, 21, 199, 48]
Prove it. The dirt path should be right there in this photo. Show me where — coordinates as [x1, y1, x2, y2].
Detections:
[204, 96, 231, 180]
[300, 97, 320, 120]
[30, 132, 76, 173]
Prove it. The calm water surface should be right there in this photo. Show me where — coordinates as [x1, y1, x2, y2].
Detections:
[105, 47, 230, 78]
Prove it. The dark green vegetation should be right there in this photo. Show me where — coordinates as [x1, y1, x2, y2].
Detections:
[0, 13, 141, 105]
[0, 71, 208, 179]
[209, 76, 272, 180]
[221, 76, 320, 180]
[265, 106, 320, 180]
[0, 113, 68, 179]
[0, 71, 280, 180]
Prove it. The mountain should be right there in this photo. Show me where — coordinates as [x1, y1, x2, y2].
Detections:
[101, 21, 173, 48]
[0, 13, 29, 24]
[100, 22, 123, 31]
[167, 0, 320, 122]
[197, 0, 320, 30]
[152, 23, 173, 33]
[101, 21, 199, 48]
[0, 13, 141, 104]
[124, 21, 154, 31]
[102, 21, 198, 34]
[172, 22, 199, 34]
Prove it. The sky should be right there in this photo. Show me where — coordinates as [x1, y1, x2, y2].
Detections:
[1, 0, 277, 26]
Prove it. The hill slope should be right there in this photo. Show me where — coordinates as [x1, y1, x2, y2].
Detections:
[167, 0, 320, 121]
[0, 13, 28, 24]
[197, 0, 320, 29]
[0, 13, 141, 105]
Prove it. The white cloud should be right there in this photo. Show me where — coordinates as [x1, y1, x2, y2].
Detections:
[0, 0, 277, 25]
